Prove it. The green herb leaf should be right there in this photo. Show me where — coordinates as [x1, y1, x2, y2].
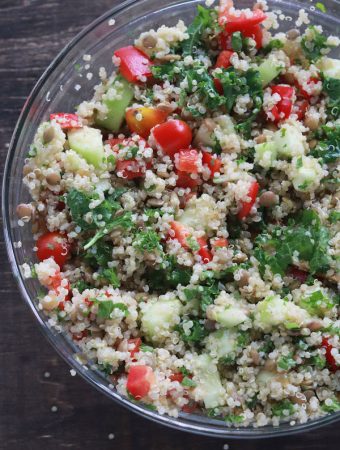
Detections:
[322, 78, 340, 120]
[301, 26, 334, 62]
[181, 377, 197, 387]
[277, 353, 297, 371]
[271, 400, 294, 417]
[96, 301, 128, 319]
[134, 228, 162, 253]
[225, 414, 244, 423]
[177, 318, 208, 344]
[99, 268, 120, 288]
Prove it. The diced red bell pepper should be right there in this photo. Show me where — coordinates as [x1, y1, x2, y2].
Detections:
[241, 24, 263, 49]
[169, 373, 184, 383]
[295, 77, 320, 100]
[114, 46, 153, 84]
[214, 50, 235, 94]
[287, 266, 308, 283]
[152, 120, 193, 159]
[126, 365, 155, 399]
[202, 152, 222, 178]
[292, 99, 309, 120]
[128, 338, 142, 359]
[175, 149, 200, 174]
[116, 159, 147, 180]
[197, 237, 213, 264]
[219, 4, 267, 33]
[267, 85, 294, 122]
[238, 180, 259, 220]
[211, 237, 229, 251]
[175, 170, 201, 189]
[321, 337, 339, 372]
[50, 113, 82, 129]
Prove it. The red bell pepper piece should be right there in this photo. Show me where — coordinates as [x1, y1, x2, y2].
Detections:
[219, 4, 267, 33]
[238, 180, 259, 220]
[197, 237, 213, 264]
[50, 113, 82, 129]
[175, 149, 200, 174]
[241, 24, 263, 49]
[114, 46, 153, 83]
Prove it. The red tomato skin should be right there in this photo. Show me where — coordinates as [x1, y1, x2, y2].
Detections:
[296, 77, 319, 99]
[293, 99, 309, 120]
[219, 8, 267, 33]
[211, 237, 229, 250]
[238, 181, 259, 220]
[321, 338, 339, 372]
[175, 170, 201, 189]
[152, 120, 193, 158]
[170, 373, 184, 383]
[114, 46, 153, 83]
[36, 232, 70, 268]
[126, 365, 155, 399]
[128, 338, 142, 359]
[197, 237, 213, 264]
[175, 149, 200, 174]
[241, 24, 263, 49]
[287, 267, 308, 283]
[116, 159, 145, 179]
[169, 221, 191, 249]
[267, 85, 294, 122]
[106, 138, 124, 147]
[216, 50, 235, 68]
[73, 330, 88, 341]
[218, 31, 232, 50]
[125, 107, 168, 139]
[50, 113, 82, 129]
[202, 152, 222, 178]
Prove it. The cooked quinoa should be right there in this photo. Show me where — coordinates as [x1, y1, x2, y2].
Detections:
[18, 0, 340, 428]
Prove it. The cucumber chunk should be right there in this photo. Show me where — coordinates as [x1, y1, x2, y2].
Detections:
[204, 329, 238, 359]
[177, 194, 220, 232]
[290, 156, 324, 192]
[207, 304, 248, 328]
[192, 354, 226, 409]
[95, 77, 134, 132]
[68, 126, 105, 168]
[254, 141, 277, 168]
[273, 124, 306, 158]
[141, 297, 182, 344]
[316, 57, 340, 80]
[258, 57, 284, 86]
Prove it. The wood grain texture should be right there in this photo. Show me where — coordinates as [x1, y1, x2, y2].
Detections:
[0, 1, 338, 449]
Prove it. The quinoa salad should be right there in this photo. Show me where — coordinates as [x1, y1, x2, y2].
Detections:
[17, 0, 340, 428]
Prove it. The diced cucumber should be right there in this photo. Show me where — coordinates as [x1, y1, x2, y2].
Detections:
[141, 298, 182, 344]
[192, 354, 226, 409]
[204, 329, 237, 359]
[177, 194, 220, 232]
[290, 156, 324, 192]
[254, 295, 310, 332]
[254, 141, 277, 168]
[95, 76, 134, 132]
[258, 57, 284, 86]
[207, 304, 248, 328]
[298, 289, 334, 317]
[273, 124, 305, 158]
[316, 57, 340, 80]
[68, 126, 105, 168]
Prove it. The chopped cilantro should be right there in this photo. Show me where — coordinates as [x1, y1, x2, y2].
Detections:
[225, 414, 244, 424]
[177, 318, 208, 344]
[299, 290, 334, 316]
[181, 377, 197, 387]
[186, 236, 200, 251]
[71, 280, 91, 293]
[310, 355, 326, 369]
[271, 400, 294, 417]
[301, 26, 334, 62]
[98, 267, 120, 288]
[322, 78, 340, 120]
[329, 211, 340, 223]
[96, 300, 128, 319]
[315, 2, 327, 13]
[146, 256, 192, 292]
[98, 362, 114, 375]
[277, 353, 297, 371]
[140, 344, 154, 352]
[134, 228, 162, 253]
[296, 156, 303, 168]
[321, 399, 340, 413]
[231, 32, 244, 52]
[263, 39, 284, 54]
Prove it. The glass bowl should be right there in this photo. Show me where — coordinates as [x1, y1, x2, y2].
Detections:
[2, 0, 340, 439]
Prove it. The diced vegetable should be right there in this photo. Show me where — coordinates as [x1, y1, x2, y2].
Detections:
[116, 159, 147, 180]
[290, 156, 324, 192]
[50, 113, 82, 129]
[207, 304, 248, 328]
[141, 297, 182, 343]
[175, 170, 201, 189]
[36, 232, 70, 268]
[175, 149, 200, 173]
[254, 141, 277, 169]
[298, 290, 334, 317]
[316, 57, 340, 80]
[126, 365, 155, 399]
[177, 194, 220, 232]
[152, 120, 193, 158]
[242, 24, 263, 49]
[126, 107, 168, 138]
[128, 337, 142, 359]
[258, 57, 284, 86]
[211, 237, 229, 251]
[202, 152, 222, 178]
[114, 46, 153, 83]
[272, 124, 305, 158]
[216, 50, 235, 68]
[204, 329, 237, 359]
[268, 85, 294, 122]
[321, 337, 339, 372]
[192, 354, 226, 409]
[238, 180, 259, 220]
[196, 237, 213, 264]
[219, 5, 266, 33]
[68, 126, 105, 168]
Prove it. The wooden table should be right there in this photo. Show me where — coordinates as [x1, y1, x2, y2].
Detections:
[0, 1, 337, 448]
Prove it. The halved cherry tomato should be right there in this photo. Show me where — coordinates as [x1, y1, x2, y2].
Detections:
[128, 338, 142, 359]
[50, 113, 82, 129]
[126, 107, 168, 139]
[170, 373, 184, 383]
[114, 46, 153, 83]
[175, 170, 201, 189]
[152, 120, 193, 159]
[175, 149, 200, 173]
[202, 152, 222, 178]
[292, 99, 309, 120]
[238, 180, 259, 220]
[241, 24, 263, 49]
[197, 237, 213, 264]
[287, 266, 308, 283]
[116, 159, 147, 180]
[268, 85, 294, 122]
[219, 4, 267, 33]
[321, 337, 339, 372]
[211, 237, 229, 251]
[126, 365, 155, 399]
[36, 232, 70, 268]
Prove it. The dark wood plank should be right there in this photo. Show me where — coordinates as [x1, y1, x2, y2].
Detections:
[0, 1, 338, 449]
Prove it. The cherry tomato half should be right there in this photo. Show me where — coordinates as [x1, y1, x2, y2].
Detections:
[152, 120, 193, 158]
[126, 107, 168, 139]
[36, 232, 70, 268]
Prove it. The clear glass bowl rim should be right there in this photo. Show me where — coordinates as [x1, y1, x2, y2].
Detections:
[2, 0, 340, 439]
